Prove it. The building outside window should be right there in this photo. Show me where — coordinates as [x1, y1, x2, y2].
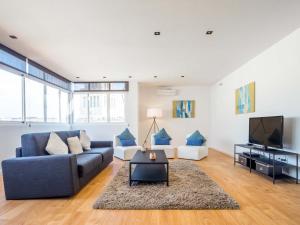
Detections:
[73, 92, 126, 123]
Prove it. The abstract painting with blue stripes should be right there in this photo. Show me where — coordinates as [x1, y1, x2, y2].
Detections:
[172, 100, 195, 118]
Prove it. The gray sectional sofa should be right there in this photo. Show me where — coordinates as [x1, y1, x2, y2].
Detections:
[1, 130, 113, 200]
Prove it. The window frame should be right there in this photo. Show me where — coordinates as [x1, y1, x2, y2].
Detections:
[72, 91, 127, 124]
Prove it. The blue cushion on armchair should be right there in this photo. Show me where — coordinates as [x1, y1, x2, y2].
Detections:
[154, 128, 171, 145]
[119, 139, 137, 147]
[186, 130, 206, 146]
[155, 138, 170, 145]
[117, 128, 136, 141]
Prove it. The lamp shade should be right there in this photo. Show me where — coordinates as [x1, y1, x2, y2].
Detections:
[147, 108, 162, 118]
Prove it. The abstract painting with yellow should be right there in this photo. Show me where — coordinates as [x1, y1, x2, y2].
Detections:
[235, 82, 255, 114]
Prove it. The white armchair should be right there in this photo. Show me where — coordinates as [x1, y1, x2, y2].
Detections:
[113, 136, 142, 160]
[150, 134, 176, 158]
[177, 134, 208, 160]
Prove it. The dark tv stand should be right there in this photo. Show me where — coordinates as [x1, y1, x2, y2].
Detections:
[234, 144, 299, 184]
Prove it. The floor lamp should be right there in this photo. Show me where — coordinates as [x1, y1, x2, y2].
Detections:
[143, 108, 162, 148]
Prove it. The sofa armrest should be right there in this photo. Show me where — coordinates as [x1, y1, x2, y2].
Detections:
[91, 141, 113, 148]
[16, 147, 22, 157]
[1, 154, 80, 199]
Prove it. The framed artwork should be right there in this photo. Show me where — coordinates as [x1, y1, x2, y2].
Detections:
[172, 100, 195, 118]
[235, 82, 255, 114]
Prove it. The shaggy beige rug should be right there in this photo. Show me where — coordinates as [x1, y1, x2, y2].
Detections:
[93, 160, 239, 210]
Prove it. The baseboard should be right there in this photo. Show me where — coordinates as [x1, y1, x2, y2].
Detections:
[208, 147, 234, 158]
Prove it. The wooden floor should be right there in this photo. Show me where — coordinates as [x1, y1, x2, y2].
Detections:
[1, 149, 300, 225]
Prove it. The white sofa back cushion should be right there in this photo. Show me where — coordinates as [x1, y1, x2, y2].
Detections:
[80, 130, 91, 150]
[46, 132, 68, 155]
[67, 136, 84, 154]
[113, 136, 121, 148]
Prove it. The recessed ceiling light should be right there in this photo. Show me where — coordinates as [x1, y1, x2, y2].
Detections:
[75, 76, 80, 79]
[9, 35, 18, 39]
[181, 75, 185, 78]
[154, 75, 158, 78]
[154, 32, 160, 36]
[206, 30, 213, 35]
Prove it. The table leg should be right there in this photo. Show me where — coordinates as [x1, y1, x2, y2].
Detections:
[167, 163, 169, 186]
[250, 148, 252, 173]
[296, 154, 298, 184]
[129, 163, 132, 186]
[234, 145, 236, 166]
[273, 154, 275, 184]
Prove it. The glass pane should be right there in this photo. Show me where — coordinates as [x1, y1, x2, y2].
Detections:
[90, 83, 109, 91]
[0, 69, 23, 121]
[46, 86, 60, 122]
[89, 93, 107, 122]
[110, 82, 127, 91]
[0, 48, 26, 72]
[25, 78, 44, 122]
[60, 91, 69, 123]
[110, 93, 125, 122]
[28, 63, 44, 80]
[74, 83, 89, 91]
[73, 93, 88, 123]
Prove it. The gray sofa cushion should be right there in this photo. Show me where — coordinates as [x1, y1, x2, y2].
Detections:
[83, 147, 113, 162]
[76, 154, 102, 177]
[21, 130, 80, 156]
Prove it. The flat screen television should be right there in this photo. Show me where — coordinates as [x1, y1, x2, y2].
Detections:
[249, 116, 284, 149]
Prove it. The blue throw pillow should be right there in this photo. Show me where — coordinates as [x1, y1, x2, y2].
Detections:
[120, 139, 137, 147]
[154, 128, 171, 141]
[186, 130, 206, 146]
[154, 128, 171, 145]
[117, 128, 136, 141]
[155, 138, 170, 145]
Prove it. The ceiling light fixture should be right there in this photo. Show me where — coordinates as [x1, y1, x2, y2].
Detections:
[154, 75, 158, 78]
[103, 76, 107, 79]
[9, 35, 18, 39]
[206, 30, 213, 35]
[181, 75, 185, 78]
[129, 76, 132, 78]
[154, 32, 160, 36]
[75, 76, 80, 79]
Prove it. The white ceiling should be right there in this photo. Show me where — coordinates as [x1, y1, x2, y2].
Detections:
[0, 0, 299, 85]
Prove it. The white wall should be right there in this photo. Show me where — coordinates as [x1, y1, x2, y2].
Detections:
[210, 29, 300, 159]
[139, 85, 210, 147]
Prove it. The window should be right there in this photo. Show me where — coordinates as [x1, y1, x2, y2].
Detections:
[0, 69, 23, 121]
[46, 85, 60, 122]
[110, 82, 128, 91]
[74, 83, 89, 91]
[110, 93, 125, 122]
[25, 78, 45, 122]
[73, 93, 88, 123]
[74, 82, 128, 91]
[60, 91, 69, 123]
[90, 83, 109, 91]
[89, 93, 107, 122]
[0, 44, 26, 73]
[73, 92, 126, 123]
[0, 44, 71, 123]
